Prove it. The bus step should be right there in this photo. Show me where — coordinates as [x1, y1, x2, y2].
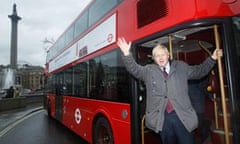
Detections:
[144, 131, 161, 144]
[211, 129, 233, 144]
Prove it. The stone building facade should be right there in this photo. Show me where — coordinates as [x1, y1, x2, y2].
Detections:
[0, 64, 45, 92]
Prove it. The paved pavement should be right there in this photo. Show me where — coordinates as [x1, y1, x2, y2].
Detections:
[0, 103, 43, 133]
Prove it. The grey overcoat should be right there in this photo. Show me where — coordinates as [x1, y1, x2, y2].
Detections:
[121, 53, 216, 133]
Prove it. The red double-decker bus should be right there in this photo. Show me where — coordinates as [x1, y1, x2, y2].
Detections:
[45, 0, 240, 144]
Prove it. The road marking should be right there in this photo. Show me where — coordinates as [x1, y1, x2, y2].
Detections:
[0, 109, 44, 137]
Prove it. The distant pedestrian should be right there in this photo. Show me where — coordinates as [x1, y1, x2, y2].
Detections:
[6, 86, 14, 98]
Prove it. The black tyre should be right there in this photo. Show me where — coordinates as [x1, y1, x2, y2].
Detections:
[93, 117, 114, 144]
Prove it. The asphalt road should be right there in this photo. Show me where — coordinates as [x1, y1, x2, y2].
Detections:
[0, 110, 89, 144]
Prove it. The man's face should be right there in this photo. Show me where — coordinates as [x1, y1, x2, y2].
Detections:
[153, 49, 169, 67]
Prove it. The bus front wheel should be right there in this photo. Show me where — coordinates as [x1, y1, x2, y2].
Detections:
[93, 117, 114, 144]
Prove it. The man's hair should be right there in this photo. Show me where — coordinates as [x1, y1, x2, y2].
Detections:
[152, 44, 169, 57]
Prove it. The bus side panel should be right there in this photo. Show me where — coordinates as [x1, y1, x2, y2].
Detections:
[61, 96, 131, 144]
[61, 96, 92, 142]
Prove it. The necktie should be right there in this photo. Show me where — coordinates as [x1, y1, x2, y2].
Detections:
[163, 67, 174, 113]
[162, 67, 168, 79]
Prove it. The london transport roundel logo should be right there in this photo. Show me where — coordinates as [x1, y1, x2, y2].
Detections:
[74, 108, 81, 124]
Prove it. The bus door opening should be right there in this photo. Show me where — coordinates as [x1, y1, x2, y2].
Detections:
[169, 25, 231, 144]
[175, 25, 231, 144]
[136, 24, 231, 144]
[55, 72, 64, 122]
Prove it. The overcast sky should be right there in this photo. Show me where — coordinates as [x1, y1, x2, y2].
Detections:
[0, 0, 91, 67]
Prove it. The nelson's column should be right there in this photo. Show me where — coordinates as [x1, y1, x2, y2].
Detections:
[8, 3, 21, 69]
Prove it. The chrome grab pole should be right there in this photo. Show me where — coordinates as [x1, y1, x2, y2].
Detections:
[214, 24, 230, 144]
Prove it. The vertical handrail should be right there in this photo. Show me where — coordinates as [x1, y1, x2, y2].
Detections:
[168, 34, 173, 60]
[214, 25, 230, 144]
